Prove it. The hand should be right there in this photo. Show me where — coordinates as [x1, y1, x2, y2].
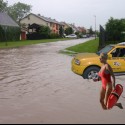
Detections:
[93, 76, 100, 82]
[93, 78, 98, 82]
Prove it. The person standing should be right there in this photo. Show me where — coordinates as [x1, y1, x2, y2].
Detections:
[93, 53, 123, 110]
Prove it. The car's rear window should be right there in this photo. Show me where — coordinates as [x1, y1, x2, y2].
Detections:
[97, 45, 114, 55]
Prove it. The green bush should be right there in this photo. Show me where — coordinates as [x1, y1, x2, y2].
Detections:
[0, 25, 21, 42]
[0, 26, 5, 42]
[49, 33, 60, 39]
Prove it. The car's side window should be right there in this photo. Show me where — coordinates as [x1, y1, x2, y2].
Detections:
[119, 48, 125, 57]
[112, 48, 125, 57]
[112, 48, 120, 57]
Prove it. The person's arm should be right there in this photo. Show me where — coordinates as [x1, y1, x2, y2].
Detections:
[106, 64, 116, 89]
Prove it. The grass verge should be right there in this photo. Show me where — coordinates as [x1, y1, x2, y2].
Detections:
[0, 38, 71, 49]
[61, 38, 99, 55]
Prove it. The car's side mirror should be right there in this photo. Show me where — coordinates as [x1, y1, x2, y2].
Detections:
[108, 54, 112, 59]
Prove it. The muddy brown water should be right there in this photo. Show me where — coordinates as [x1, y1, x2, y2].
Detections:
[0, 38, 125, 124]
[0, 39, 91, 99]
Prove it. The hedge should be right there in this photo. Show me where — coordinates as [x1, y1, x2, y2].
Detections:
[0, 25, 21, 42]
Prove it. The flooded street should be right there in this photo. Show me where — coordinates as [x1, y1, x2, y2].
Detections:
[0, 38, 91, 100]
[0, 38, 125, 124]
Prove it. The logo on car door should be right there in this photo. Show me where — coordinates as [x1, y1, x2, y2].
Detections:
[113, 62, 121, 66]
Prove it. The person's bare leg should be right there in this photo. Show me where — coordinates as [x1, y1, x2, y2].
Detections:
[100, 88, 107, 110]
[105, 84, 112, 107]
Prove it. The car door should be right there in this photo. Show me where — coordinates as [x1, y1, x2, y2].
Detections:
[107, 47, 125, 73]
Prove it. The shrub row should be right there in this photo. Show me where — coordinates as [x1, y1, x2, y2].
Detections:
[27, 33, 61, 40]
[0, 25, 21, 42]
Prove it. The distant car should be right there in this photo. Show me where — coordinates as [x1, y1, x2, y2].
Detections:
[65, 34, 77, 38]
[82, 35, 87, 38]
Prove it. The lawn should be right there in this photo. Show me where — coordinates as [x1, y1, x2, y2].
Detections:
[0, 38, 70, 49]
[65, 38, 99, 54]
[0, 38, 99, 55]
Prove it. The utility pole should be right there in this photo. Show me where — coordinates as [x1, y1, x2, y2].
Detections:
[94, 15, 96, 40]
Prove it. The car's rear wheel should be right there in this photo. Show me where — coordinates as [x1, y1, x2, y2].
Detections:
[82, 66, 100, 79]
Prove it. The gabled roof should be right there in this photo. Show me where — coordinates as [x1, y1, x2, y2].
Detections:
[21, 13, 62, 25]
[36, 13, 62, 25]
[60, 22, 69, 27]
[0, 12, 19, 27]
[39, 15, 60, 24]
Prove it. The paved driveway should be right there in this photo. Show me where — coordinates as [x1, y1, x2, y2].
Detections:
[0, 38, 125, 124]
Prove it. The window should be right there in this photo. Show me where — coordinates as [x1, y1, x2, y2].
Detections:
[112, 48, 125, 57]
[97, 45, 114, 55]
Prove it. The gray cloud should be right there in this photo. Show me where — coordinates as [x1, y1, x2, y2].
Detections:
[8, 0, 125, 30]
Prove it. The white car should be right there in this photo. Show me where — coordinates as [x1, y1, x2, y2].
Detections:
[65, 34, 77, 38]
[82, 35, 87, 38]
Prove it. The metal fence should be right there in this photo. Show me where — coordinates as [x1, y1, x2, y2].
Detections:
[99, 25, 107, 50]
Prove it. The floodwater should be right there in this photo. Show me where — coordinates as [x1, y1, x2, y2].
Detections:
[0, 38, 125, 124]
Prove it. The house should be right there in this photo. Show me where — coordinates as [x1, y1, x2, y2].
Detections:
[0, 12, 19, 42]
[20, 13, 64, 40]
[77, 27, 87, 34]
[61, 22, 79, 34]
[0, 12, 19, 27]
[61, 22, 70, 31]
[69, 24, 78, 33]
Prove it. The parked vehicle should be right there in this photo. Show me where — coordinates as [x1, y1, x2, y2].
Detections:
[82, 35, 87, 38]
[65, 34, 77, 38]
[71, 43, 125, 79]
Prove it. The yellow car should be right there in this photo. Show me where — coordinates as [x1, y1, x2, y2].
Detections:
[71, 42, 125, 79]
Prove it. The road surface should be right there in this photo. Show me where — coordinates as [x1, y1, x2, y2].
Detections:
[0, 38, 125, 124]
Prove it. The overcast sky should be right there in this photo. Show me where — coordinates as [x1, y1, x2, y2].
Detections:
[7, 0, 125, 30]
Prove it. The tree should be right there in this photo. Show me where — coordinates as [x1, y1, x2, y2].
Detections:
[7, 2, 32, 21]
[0, 0, 8, 12]
[106, 17, 125, 42]
[39, 25, 51, 38]
[59, 26, 64, 37]
[65, 27, 73, 35]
